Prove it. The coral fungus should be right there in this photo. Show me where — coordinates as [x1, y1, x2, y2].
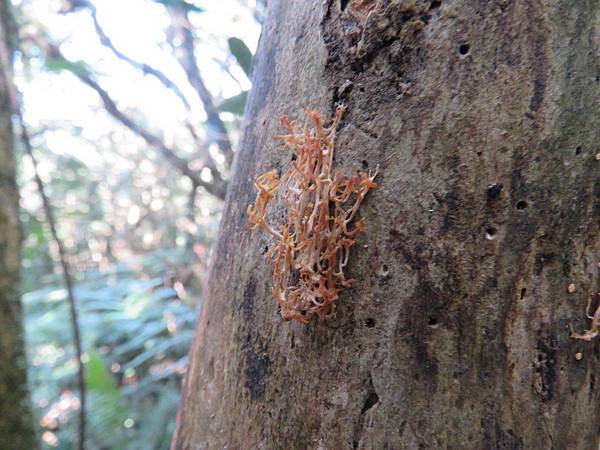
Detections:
[247, 106, 377, 323]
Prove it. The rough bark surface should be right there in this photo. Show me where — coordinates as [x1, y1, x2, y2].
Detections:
[173, 1, 600, 448]
[0, 1, 35, 447]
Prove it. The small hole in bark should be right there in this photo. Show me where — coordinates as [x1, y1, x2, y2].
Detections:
[459, 43, 470, 56]
[262, 245, 269, 255]
[575, 146, 582, 155]
[427, 316, 439, 328]
[365, 318, 376, 328]
[485, 227, 497, 240]
[359, 86, 365, 92]
[378, 264, 390, 277]
[361, 159, 369, 170]
[361, 392, 379, 414]
[429, 0, 442, 9]
[516, 200, 528, 210]
[476, 150, 482, 157]
[520, 287, 527, 299]
[340, 0, 350, 11]
[487, 182, 503, 199]
[291, 154, 297, 162]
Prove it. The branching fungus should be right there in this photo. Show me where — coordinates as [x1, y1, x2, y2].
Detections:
[247, 106, 377, 323]
[570, 297, 600, 341]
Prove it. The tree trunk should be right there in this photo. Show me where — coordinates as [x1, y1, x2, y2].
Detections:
[0, 1, 35, 448]
[172, 1, 600, 448]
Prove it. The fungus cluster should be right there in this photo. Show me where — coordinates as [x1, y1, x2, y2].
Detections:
[247, 106, 377, 323]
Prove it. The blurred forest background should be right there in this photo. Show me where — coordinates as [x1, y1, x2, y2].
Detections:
[14, 0, 262, 448]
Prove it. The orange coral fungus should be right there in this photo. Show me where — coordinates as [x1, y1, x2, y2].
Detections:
[247, 106, 377, 323]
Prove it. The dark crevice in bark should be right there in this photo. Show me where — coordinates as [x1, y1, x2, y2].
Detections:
[353, 373, 379, 449]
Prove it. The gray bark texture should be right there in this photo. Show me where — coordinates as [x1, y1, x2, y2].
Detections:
[0, 1, 35, 448]
[173, 0, 600, 448]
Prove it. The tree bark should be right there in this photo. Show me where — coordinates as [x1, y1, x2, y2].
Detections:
[0, 1, 35, 447]
[173, 1, 600, 448]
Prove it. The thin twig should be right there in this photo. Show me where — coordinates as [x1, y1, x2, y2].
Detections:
[17, 109, 87, 450]
[185, 180, 199, 250]
[87, 1, 191, 108]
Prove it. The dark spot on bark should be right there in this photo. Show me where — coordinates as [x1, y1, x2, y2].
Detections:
[340, 0, 349, 11]
[354, 374, 379, 449]
[459, 43, 470, 56]
[520, 287, 527, 299]
[487, 182, 503, 199]
[575, 146, 582, 155]
[399, 280, 442, 387]
[529, 77, 545, 112]
[427, 316, 439, 328]
[516, 200, 528, 210]
[388, 229, 427, 270]
[534, 252, 554, 275]
[429, 0, 441, 9]
[206, 357, 215, 381]
[441, 189, 459, 233]
[361, 159, 369, 170]
[485, 227, 497, 240]
[365, 317, 376, 328]
[241, 277, 257, 317]
[482, 415, 524, 450]
[535, 334, 557, 402]
[244, 347, 271, 401]
[361, 391, 379, 415]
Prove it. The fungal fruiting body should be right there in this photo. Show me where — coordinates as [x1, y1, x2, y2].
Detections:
[570, 297, 600, 341]
[247, 106, 377, 324]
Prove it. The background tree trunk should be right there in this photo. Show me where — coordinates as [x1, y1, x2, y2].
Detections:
[173, 1, 600, 448]
[0, 1, 35, 448]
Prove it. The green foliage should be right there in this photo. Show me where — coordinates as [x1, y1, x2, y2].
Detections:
[85, 351, 128, 448]
[228, 37, 253, 76]
[217, 90, 248, 115]
[151, 0, 204, 13]
[44, 57, 93, 78]
[24, 248, 200, 450]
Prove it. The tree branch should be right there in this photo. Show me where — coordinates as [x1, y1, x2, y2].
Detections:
[168, 8, 235, 166]
[67, 1, 224, 179]
[83, 0, 192, 109]
[76, 73, 226, 200]
[28, 33, 227, 200]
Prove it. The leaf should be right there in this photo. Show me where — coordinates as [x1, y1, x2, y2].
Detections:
[152, 0, 204, 12]
[86, 349, 120, 394]
[44, 57, 92, 78]
[216, 91, 248, 115]
[85, 350, 129, 446]
[228, 37, 253, 77]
